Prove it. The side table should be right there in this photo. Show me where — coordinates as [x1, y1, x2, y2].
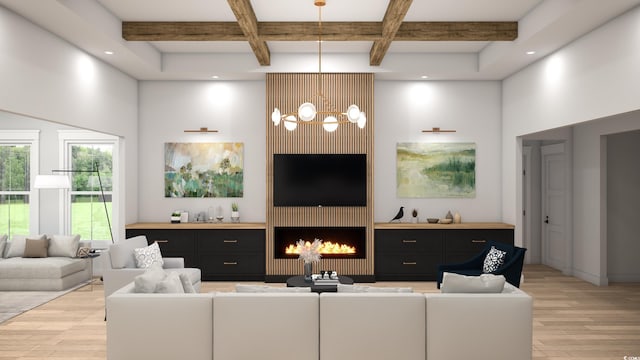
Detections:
[286, 275, 354, 293]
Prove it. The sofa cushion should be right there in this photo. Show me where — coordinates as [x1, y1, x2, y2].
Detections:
[441, 272, 506, 293]
[337, 284, 413, 293]
[483, 246, 507, 273]
[133, 264, 167, 293]
[155, 273, 185, 293]
[48, 234, 81, 258]
[179, 273, 197, 293]
[23, 238, 49, 258]
[109, 236, 149, 269]
[6, 234, 46, 258]
[165, 268, 201, 286]
[235, 284, 312, 293]
[0, 234, 7, 258]
[0, 257, 87, 279]
[134, 242, 164, 268]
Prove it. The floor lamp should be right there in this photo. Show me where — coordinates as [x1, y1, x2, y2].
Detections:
[34, 163, 114, 243]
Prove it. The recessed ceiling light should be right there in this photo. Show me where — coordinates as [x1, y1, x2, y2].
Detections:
[421, 75, 429, 79]
[211, 75, 219, 79]
[104, 50, 114, 55]
[526, 51, 536, 55]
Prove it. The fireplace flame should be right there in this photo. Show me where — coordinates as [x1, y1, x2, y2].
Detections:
[285, 241, 356, 255]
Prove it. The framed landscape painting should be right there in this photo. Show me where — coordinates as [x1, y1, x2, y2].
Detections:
[397, 142, 476, 198]
[164, 142, 244, 198]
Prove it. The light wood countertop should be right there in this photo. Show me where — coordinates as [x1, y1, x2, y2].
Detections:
[374, 222, 514, 230]
[126, 222, 267, 230]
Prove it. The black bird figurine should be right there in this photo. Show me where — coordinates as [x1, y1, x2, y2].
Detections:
[390, 206, 404, 222]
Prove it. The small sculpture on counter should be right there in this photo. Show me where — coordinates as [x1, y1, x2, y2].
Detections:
[390, 206, 404, 222]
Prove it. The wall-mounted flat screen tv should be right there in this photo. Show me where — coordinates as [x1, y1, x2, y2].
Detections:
[273, 154, 367, 207]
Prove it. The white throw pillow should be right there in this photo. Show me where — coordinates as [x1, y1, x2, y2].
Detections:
[483, 246, 507, 273]
[337, 284, 413, 293]
[6, 234, 46, 258]
[0, 235, 7, 258]
[133, 264, 167, 293]
[133, 242, 164, 268]
[440, 272, 506, 293]
[155, 273, 185, 294]
[179, 273, 197, 293]
[48, 234, 81, 258]
[235, 284, 312, 293]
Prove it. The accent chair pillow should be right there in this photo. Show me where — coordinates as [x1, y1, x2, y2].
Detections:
[133, 242, 165, 268]
[0, 234, 7, 258]
[440, 272, 506, 293]
[482, 246, 507, 273]
[7, 234, 46, 258]
[155, 273, 185, 294]
[133, 264, 167, 293]
[337, 284, 413, 293]
[23, 237, 50, 258]
[48, 234, 81, 258]
[179, 273, 197, 293]
[235, 284, 312, 293]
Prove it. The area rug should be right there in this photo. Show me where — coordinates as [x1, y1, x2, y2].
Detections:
[0, 281, 91, 324]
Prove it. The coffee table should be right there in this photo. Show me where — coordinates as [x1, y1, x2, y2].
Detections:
[286, 275, 354, 293]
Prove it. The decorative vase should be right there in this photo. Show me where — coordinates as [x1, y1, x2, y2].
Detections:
[303, 262, 313, 282]
[453, 212, 461, 224]
[446, 210, 453, 220]
[231, 211, 240, 222]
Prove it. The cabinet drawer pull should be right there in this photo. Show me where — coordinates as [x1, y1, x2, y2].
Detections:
[155, 240, 169, 244]
[223, 262, 238, 265]
[471, 239, 486, 243]
[402, 262, 417, 265]
[223, 239, 238, 243]
[402, 240, 417, 243]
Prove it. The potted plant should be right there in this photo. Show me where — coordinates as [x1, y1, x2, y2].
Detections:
[231, 203, 240, 222]
[171, 211, 181, 224]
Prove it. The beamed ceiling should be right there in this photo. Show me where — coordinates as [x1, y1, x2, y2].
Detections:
[1, 0, 639, 80]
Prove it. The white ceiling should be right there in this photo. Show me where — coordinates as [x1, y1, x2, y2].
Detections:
[1, 0, 639, 81]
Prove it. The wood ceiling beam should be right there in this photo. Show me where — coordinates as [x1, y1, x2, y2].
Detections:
[370, 0, 413, 66]
[123, 21, 516, 42]
[227, 0, 270, 65]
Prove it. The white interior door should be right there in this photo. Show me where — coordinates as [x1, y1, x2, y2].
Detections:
[541, 143, 567, 271]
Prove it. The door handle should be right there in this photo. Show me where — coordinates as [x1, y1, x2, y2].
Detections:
[544, 216, 549, 224]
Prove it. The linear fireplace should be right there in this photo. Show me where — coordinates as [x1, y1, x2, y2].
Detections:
[274, 227, 366, 259]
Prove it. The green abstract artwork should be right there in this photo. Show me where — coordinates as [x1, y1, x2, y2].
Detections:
[164, 142, 243, 198]
[397, 142, 476, 198]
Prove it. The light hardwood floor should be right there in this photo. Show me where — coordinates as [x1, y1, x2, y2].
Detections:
[0, 265, 638, 360]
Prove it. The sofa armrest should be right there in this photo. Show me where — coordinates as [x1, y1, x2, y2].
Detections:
[162, 257, 184, 269]
[103, 268, 147, 300]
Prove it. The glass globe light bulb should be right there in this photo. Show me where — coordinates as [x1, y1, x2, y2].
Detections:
[357, 112, 367, 129]
[284, 115, 297, 131]
[323, 116, 338, 132]
[298, 102, 316, 121]
[271, 108, 281, 126]
[346, 104, 361, 123]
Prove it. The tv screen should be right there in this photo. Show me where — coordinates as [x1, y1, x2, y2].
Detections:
[273, 154, 367, 207]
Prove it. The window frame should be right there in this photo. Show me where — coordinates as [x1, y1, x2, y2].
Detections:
[58, 130, 119, 242]
[0, 130, 40, 236]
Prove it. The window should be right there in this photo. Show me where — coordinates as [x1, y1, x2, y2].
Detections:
[60, 131, 118, 242]
[0, 131, 39, 237]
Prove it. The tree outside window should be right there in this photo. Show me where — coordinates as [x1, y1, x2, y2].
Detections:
[0, 145, 30, 237]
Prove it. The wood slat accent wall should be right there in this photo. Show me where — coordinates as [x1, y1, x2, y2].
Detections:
[266, 73, 374, 276]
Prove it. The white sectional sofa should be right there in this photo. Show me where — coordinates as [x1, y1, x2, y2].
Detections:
[0, 234, 91, 291]
[106, 282, 532, 360]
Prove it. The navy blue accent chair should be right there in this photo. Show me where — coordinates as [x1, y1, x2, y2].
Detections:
[436, 240, 527, 289]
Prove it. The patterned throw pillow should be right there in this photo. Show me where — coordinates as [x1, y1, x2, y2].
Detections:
[482, 246, 507, 273]
[133, 242, 164, 268]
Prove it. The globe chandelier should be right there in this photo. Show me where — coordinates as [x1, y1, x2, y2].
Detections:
[271, 0, 366, 132]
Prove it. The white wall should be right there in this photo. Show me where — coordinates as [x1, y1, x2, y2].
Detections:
[0, 6, 138, 241]
[607, 129, 640, 282]
[375, 81, 503, 222]
[138, 81, 266, 222]
[503, 5, 640, 284]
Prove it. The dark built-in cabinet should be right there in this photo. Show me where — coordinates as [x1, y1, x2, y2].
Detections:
[374, 223, 514, 281]
[126, 223, 266, 281]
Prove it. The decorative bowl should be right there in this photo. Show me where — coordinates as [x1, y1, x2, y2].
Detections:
[426, 218, 439, 224]
[439, 218, 453, 224]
